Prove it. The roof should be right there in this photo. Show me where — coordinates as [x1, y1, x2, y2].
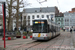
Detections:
[23, 7, 56, 13]
[33, 19, 47, 20]
[55, 16, 64, 17]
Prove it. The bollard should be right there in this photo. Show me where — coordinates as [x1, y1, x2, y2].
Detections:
[8, 37, 11, 40]
[30, 36, 32, 38]
[23, 36, 26, 39]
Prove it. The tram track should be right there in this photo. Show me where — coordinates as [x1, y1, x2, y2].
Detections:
[12, 35, 60, 50]
[56, 33, 66, 50]
[44, 34, 65, 50]
[26, 35, 61, 50]
[7, 32, 74, 50]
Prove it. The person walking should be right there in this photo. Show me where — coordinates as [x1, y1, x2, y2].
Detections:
[70, 28, 72, 33]
[74, 29, 75, 32]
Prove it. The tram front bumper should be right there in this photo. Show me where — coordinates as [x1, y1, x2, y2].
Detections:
[32, 37, 49, 40]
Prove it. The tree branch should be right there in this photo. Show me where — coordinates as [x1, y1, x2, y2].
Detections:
[6, 0, 10, 6]
[19, 0, 23, 4]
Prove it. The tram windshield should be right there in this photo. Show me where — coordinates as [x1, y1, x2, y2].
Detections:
[33, 20, 47, 33]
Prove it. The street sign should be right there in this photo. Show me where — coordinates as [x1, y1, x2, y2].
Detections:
[0, 0, 6, 2]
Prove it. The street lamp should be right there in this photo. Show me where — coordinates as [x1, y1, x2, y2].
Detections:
[0, 0, 6, 48]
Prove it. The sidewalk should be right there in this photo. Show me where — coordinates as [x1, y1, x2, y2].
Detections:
[0, 36, 35, 50]
[72, 32, 75, 48]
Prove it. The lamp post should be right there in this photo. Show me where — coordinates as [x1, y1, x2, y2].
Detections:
[0, 0, 6, 48]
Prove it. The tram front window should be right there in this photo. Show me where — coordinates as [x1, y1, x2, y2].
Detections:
[33, 21, 47, 33]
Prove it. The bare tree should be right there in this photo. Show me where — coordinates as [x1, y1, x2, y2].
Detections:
[12, 0, 25, 31]
[6, 0, 31, 31]
[6, 0, 14, 31]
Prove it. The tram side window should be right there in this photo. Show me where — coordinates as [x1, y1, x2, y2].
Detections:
[57, 27, 59, 32]
[55, 26, 56, 31]
[56, 27, 58, 31]
[51, 25, 54, 32]
[54, 26, 56, 32]
[47, 24, 50, 33]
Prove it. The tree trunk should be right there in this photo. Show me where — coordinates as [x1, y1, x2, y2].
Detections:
[16, 0, 19, 31]
[8, 0, 12, 31]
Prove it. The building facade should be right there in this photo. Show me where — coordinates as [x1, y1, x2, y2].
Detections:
[64, 12, 75, 31]
[55, 16, 64, 29]
[22, 7, 59, 31]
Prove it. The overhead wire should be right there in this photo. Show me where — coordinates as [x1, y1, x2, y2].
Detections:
[37, 0, 47, 6]
[57, 0, 61, 12]
[37, 0, 42, 6]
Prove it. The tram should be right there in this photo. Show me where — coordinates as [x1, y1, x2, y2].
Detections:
[32, 19, 60, 40]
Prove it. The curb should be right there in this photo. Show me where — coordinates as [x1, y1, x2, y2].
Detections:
[2, 37, 16, 40]
[0, 47, 5, 50]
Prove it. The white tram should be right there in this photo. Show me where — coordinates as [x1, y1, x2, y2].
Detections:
[32, 19, 60, 40]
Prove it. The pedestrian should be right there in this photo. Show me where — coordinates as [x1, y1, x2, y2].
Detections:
[70, 28, 72, 33]
[27, 30, 29, 36]
[74, 29, 75, 32]
[15, 27, 17, 31]
[24, 27, 26, 31]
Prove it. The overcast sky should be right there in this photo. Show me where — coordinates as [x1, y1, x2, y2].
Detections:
[25, 0, 75, 13]
[0, 0, 75, 13]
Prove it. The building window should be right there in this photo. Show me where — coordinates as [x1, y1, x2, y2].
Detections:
[32, 15, 34, 19]
[28, 20, 30, 25]
[37, 15, 39, 18]
[42, 15, 44, 18]
[56, 18, 57, 21]
[40, 9, 42, 12]
[58, 23, 60, 25]
[47, 15, 49, 18]
[67, 19, 69, 22]
[24, 16, 26, 19]
[61, 18, 63, 21]
[28, 16, 30, 19]
[65, 19, 66, 22]
[58, 18, 60, 21]
[51, 14, 53, 18]
[35, 10, 37, 12]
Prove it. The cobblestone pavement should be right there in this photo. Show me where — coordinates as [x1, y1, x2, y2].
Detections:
[0, 31, 75, 50]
